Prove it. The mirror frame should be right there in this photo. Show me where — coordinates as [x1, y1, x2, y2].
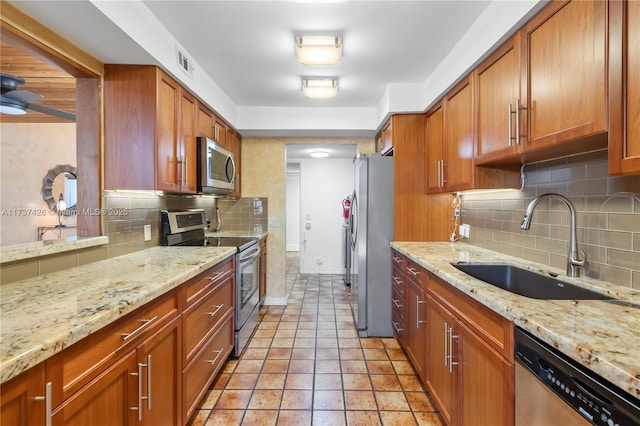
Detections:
[42, 164, 77, 212]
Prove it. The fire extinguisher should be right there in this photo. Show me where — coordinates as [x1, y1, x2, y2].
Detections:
[342, 197, 351, 220]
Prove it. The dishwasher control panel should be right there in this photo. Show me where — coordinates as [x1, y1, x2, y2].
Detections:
[515, 327, 640, 426]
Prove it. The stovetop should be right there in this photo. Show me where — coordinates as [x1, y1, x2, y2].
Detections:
[175, 236, 257, 252]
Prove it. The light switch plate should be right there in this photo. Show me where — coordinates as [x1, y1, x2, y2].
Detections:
[144, 224, 151, 241]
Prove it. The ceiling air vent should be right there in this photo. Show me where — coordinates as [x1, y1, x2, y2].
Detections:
[176, 47, 194, 78]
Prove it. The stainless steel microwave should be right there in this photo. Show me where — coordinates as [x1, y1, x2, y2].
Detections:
[197, 136, 236, 194]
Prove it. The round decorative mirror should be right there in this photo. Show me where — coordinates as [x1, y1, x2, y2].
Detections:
[42, 164, 77, 213]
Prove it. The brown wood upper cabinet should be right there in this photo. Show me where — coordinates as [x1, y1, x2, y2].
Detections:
[426, 77, 474, 193]
[104, 65, 197, 193]
[520, 0, 608, 161]
[197, 102, 215, 139]
[609, 0, 640, 175]
[474, 0, 608, 166]
[376, 120, 393, 154]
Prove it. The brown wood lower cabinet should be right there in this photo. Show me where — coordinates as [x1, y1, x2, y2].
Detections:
[391, 251, 515, 426]
[1, 256, 235, 426]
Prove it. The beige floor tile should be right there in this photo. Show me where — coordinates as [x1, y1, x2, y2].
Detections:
[235, 360, 265, 374]
[370, 374, 403, 391]
[317, 329, 337, 338]
[248, 389, 283, 410]
[215, 389, 253, 410]
[262, 314, 283, 322]
[226, 373, 259, 389]
[274, 329, 297, 339]
[379, 411, 418, 426]
[341, 360, 368, 374]
[278, 322, 299, 330]
[198, 389, 222, 409]
[276, 410, 312, 426]
[280, 390, 313, 410]
[285, 373, 314, 389]
[344, 390, 378, 410]
[339, 348, 365, 360]
[315, 359, 341, 374]
[242, 409, 278, 426]
[212, 373, 231, 389]
[312, 410, 346, 426]
[367, 360, 396, 375]
[337, 330, 359, 338]
[316, 348, 340, 360]
[386, 348, 408, 361]
[413, 412, 443, 426]
[255, 373, 287, 389]
[289, 359, 315, 373]
[374, 391, 411, 411]
[267, 348, 293, 359]
[363, 348, 390, 360]
[314, 373, 343, 390]
[313, 390, 345, 410]
[272, 338, 295, 348]
[295, 329, 316, 338]
[392, 360, 416, 375]
[360, 338, 384, 349]
[261, 359, 290, 374]
[187, 409, 210, 426]
[291, 348, 315, 359]
[338, 338, 361, 348]
[243, 348, 269, 360]
[294, 338, 316, 348]
[249, 338, 274, 348]
[223, 360, 239, 374]
[404, 392, 435, 412]
[346, 410, 382, 426]
[206, 409, 244, 426]
[254, 328, 277, 338]
[397, 375, 425, 392]
[342, 374, 372, 390]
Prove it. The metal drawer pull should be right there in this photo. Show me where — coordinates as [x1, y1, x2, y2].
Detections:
[407, 267, 419, 276]
[392, 321, 404, 333]
[131, 355, 151, 420]
[34, 381, 52, 426]
[207, 304, 225, 317]
[392, 256, 402, 263]
[121, 315, 158, 341]
[444, 322, 449, 367]
[146, 354, 152, 410]
[208, 272, 224, 281]
[392, 276, 403, 285]
[392, 299, 403, 309]
[206, 348, 224, 366]
[508, 103, 514, 146]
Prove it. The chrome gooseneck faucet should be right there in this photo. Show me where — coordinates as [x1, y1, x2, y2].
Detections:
[521, 193, 586, 277]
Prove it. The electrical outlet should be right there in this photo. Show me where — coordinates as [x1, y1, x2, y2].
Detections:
[459, 224, 470, 238]
[144, 224, 151, 241]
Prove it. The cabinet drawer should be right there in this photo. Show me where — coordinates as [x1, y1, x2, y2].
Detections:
[428, 273, 513, 361]
[183, 275, 233, 362]
[404, 258, 428, 290]
[392, 285, 405, 316]
[391, 308, 406, 343]
[46, 292, 179, 407]
[182, 312, 233, 423]
[184, 257, 234, 306]
[391, 251, 406, 268]
[392, 266, 405, 298]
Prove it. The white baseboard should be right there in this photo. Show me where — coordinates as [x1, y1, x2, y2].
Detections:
[262, 296, 289, 306]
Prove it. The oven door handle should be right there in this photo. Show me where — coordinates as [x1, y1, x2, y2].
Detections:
[238, 246, 260, 263]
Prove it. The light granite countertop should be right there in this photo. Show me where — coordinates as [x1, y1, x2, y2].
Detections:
[391, 241, 640, 400]
[0, 236, 110, 264]
[0, 245, 235, 384]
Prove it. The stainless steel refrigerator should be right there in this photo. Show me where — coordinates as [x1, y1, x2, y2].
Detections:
[347, 154, 394, 337]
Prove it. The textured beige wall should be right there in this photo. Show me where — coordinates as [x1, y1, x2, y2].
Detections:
[241, 137, 375, 301]
[0, 123, 76, 246]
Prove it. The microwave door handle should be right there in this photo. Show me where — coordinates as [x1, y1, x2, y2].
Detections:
[226, 155, 237, 184]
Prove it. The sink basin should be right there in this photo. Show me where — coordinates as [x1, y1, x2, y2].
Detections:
[450, 263, 613, 300]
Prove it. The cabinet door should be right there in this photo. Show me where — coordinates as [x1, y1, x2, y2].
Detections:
[405, 279, 428, 382]
[180, 89, 197, 193]
[156, 71, 181, 192]
[137, 317, 180, 426]
[426, 298, 457, 426]
[52, 351, 138, 426]
[197, 103, 215, 139]
[425, 103, 444, 193]
[609, 0, 640, 175]
[459, 322, 514, 426]
[475, 33, 521, 163]
[214, 118, 227, 146]
[444, 77, 474, 192]
[522, 0, 606, 151]
[378, 121, 393, 154]
[1, 365, 45, 426]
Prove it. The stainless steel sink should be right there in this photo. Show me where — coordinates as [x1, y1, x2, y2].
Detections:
[450, 262, 613, 300]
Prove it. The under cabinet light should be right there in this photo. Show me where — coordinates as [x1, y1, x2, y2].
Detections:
[310, 150, 330, 158]
[295, 36, 342, 66]
[302, 78, 338, 99]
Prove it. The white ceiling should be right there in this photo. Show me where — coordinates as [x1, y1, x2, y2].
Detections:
[6, 0, 544, 137]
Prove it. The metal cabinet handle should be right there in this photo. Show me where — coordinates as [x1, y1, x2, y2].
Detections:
[437, 160, 441, 188]
[208, 272, 224, 281]
[392, 255, 402, 263]
[448, 326, 459, 374]
[132, 357, 151, 421]
[392, 276, 403, 286]
[121, 316, 158, 341]
[441, 161, 447, 186]
[392, 299, 403, 309]
[34, 381, 52, 426]
[206, 348, 224, 366]
[508, 103, 513, 146]
[206, 304, 225, 317]
[516, 99, 526, 142]
[407, 267, 419, 276]
[416, 296, 426, 328]
[392, 321, 404, 333]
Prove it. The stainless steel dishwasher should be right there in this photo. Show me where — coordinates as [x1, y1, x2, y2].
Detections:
[515, 327, 640, 426]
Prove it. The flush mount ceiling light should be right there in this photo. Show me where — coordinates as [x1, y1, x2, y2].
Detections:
[295, 36, 342, 66]
[302, 78, 338, 99]
[310, 150, 330, 158]
[0, 95, 27, 115]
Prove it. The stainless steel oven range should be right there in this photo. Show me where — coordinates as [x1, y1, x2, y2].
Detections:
[160, 209, 260, 358]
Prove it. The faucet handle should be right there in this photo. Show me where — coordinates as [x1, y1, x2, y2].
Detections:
[571, 249, 586, 267]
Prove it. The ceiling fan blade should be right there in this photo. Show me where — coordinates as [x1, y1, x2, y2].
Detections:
[27, 103, 76, 121]
[4, 89, 43, 104]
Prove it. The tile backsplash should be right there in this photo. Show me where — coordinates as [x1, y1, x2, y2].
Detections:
[461, 150, 640, 289]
